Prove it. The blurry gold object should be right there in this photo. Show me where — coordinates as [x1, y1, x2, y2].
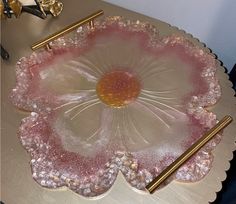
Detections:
[8, 0, 22, 18]
[31, 10, 104, 50]
[0, 2, 6, 19]
[0, 0, 62, 19]
[0, 0, 22, 19]
[39, 0, 63, 17]
[146, 115, 233, 194]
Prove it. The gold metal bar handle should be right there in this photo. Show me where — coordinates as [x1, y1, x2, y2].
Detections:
[146, 115, 233, 194]
[31, 10, 104, 51]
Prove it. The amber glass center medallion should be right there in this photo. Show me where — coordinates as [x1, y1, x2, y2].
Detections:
[96, 70, 141, 107]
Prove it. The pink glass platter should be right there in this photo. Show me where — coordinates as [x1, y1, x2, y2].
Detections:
[9, 16, 227, 198]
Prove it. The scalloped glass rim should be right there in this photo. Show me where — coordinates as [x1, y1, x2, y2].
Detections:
[10, 16, 222, 197]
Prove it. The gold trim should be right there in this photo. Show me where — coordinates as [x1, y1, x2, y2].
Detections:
[146, 115, 233, 194]
[31, 10, 104, 51]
